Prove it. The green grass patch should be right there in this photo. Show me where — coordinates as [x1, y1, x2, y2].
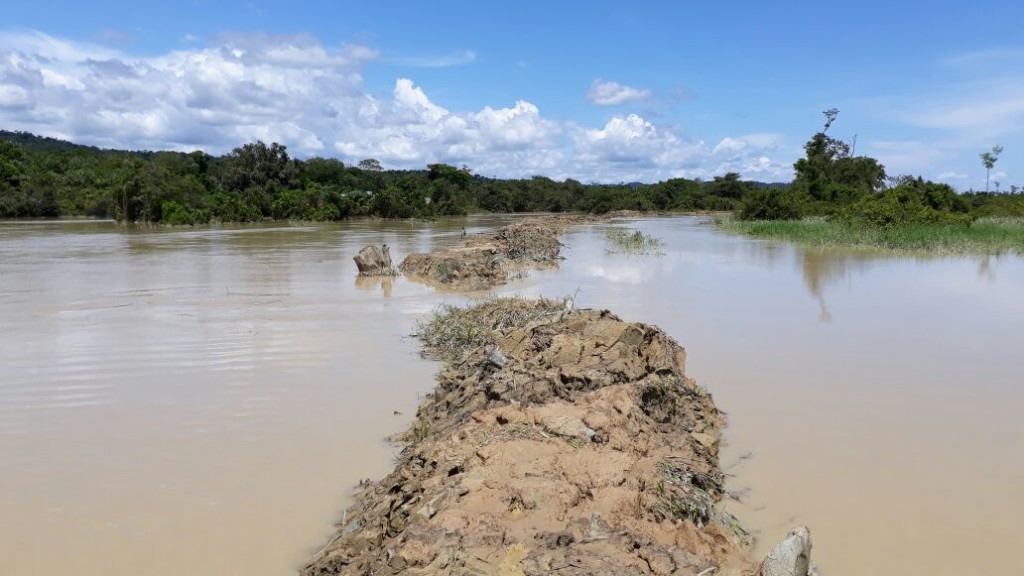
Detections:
[413, 296, 566, 361]
[604, 226, 666, 255]
[716, 217, 1024, 255]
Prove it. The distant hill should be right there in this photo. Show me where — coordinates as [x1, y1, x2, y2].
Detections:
[750, 181, 789, 190]
[0, 130, 105, 153]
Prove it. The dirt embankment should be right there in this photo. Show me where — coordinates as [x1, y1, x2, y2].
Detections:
[303, 299, 760, 576]
[398, 215, 601, 289]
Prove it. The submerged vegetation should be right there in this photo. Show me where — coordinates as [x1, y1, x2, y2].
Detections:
[604, 226, 666, 255]
[718, 217, 1024, 255]
[725, 109, 1024, 253]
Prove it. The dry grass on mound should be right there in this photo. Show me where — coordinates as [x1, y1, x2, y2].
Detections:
[414, 296, 567, 361]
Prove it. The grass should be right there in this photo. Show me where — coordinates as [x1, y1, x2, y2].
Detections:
[413, 296, 566, 361]
[716, 217, 1024, 255]
[604, 226, 666, 255]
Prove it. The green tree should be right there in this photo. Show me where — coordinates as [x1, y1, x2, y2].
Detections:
[0, 140, 24, 187]
[737, 187, 806, 220]
[792, 108, 885, 207]
[218, 141, 298, 216]
[427, 163, 473, 214]
[838, 179, 971, 227]
[300, 157, 346, 186]
[706, 172, 749, 200]
[980, 145, 1003, 193]
[357, 158, 382, 172]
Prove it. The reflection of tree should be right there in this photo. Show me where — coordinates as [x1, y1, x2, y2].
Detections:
[795, 247, 999, 322]
[797, 248, 876, 322]
[977, 256, 996, 283]
[743, 239, 786, 268]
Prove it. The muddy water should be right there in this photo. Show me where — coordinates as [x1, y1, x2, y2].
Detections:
[0, 217, 509, 576]
[2, 216, 1022, 575]
[500, 217, 1024, 575]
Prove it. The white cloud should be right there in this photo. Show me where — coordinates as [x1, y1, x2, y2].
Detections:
[936, 171, 968, 181]
[903, 91, 1024, 137]
[866, 140, 952, 176]
[0, 30, 794, 183]
[586, 79, 652, 106]
[0, 84, 30, 108]
[856, 48, 1024, 187]
[393, 50, 476, 68]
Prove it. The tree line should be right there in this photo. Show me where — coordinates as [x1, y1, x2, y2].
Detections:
[0, 131, 768, 222]
[1, 125, 1020, 225]
[735, 109, 1024, 225]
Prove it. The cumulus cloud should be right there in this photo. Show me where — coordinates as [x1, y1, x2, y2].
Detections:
[0, 30, 792, 182]
[586, 79, 653, 106]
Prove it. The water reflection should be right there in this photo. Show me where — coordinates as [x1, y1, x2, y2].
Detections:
[794, 247, 1008, 322]
[354, 275, 394, 297]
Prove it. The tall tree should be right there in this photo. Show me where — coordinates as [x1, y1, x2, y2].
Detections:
[980, 145, 1003, 193]
[793, 108, 885, 203]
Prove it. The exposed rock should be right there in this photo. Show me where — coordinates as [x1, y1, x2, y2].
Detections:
[758, 527, 818, 576]
[353, 244, 397, 276]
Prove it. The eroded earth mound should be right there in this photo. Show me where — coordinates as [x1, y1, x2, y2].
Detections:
[398, 216, 599, 289]
[303, 299, 757, 576]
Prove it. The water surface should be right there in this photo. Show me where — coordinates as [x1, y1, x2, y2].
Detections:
[0, 217, 500, 575]
[2, 216, 1021, 575]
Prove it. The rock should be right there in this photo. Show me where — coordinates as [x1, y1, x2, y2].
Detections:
[758, 526, 818, 576]
[353, 244, 396, 276]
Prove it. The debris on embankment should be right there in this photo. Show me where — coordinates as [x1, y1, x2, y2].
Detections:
[302, 297, 805, 576]
[398, 215, 601, 289]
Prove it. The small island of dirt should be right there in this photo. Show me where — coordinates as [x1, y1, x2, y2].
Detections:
[311, 217, 816, 575]
[398, 215, 603, 289]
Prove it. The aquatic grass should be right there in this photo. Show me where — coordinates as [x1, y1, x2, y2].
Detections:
[413, 296, 566, 361]
[716, 217, 1024, 256]
[604, 226, 666, 255]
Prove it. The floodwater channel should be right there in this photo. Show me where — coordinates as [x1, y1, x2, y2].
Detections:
[1, 216, 1021, 575]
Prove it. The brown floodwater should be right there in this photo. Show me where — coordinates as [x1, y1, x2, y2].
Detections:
[498, 217, 1024, 575]
[1, 216, 1021, 575]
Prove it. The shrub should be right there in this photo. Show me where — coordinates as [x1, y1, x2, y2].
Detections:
[736, 187, 805, 220]
[160, 200, 204, 225]
[836, 181, 973, 228]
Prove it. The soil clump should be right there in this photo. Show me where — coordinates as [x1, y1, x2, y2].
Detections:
[303, 298, 767, 576]
[398, 215, 601, 289]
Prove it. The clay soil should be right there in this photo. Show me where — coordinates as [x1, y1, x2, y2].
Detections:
[398, 215, 603, 289]
[302, 299, 755, 575]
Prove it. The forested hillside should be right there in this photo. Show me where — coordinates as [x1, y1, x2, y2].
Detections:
[2, 128, 1021, 224]
[0, 131, 771, 222]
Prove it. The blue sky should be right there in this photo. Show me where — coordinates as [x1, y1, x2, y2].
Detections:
[2, 0, 1022, 188]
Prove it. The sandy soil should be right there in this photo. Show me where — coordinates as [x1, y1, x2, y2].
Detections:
[398, 215, 603, 289]
[302, 301, 756, 575]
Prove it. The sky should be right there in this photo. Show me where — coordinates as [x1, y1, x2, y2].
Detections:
[1, 0, 1023, 188]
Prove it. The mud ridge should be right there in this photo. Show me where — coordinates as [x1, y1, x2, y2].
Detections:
[398, 215, 603, 289]
[303, 299, 764, 576]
